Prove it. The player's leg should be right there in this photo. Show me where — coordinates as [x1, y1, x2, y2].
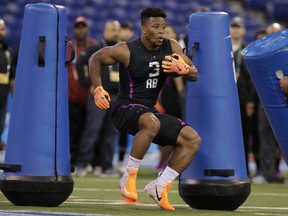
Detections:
[113, 104, 160, 201]
[156, 146, 173, 173]
[168, 126, 201, 173]
[120, 112, 160, 201]
[144, 114, 201, 210]
[130, 112, 160, 159]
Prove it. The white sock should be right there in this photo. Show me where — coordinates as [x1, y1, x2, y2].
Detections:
[157, 166, 179, 185]
[126, 155, 141, 173]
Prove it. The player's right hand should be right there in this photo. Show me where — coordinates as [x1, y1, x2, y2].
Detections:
[93, 86, 111, 109]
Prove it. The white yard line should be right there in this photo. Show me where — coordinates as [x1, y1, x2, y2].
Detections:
[251, 193, 288, 197]
[3, 198, 287, 212]
[1, 199, 288, 215]
[240, 206, 288, 211]
[254, 214, 288, 216]
[66, 198, 288, 212]
[0, 210, 111, 216]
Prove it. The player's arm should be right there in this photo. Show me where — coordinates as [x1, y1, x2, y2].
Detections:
[88, 42, 129, 109]
[163, 39, 198, 82]
[89, 42, 129, 88]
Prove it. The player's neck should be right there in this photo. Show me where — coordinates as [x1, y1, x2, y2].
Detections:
[141, 36, 159, 51]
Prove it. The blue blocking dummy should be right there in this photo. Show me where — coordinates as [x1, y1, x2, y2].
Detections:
[179, 12, 250, 210]
[0, 3, 74, 206]
[242, 30, 288, 164]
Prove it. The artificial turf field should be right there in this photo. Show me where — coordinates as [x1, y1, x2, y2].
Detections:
[0, 169, 288, 216]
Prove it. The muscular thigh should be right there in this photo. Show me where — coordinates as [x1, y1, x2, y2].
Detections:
[153, 113, 189, 146]
[112, 102, 189, 146]
[112, 103, 151, 135]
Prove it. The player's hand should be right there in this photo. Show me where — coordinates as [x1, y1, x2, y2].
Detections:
[93, 86, 111, 109]
[162, 53, 190, 75]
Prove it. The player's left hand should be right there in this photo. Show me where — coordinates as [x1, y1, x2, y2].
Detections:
[162, 53, 190, 75]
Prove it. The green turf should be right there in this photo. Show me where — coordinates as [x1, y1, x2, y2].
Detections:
[0, 169, 288, 215]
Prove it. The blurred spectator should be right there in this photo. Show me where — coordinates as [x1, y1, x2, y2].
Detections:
[195, 6, 211, 12]
[155, 24, 185, 173]
[266, 22, 283, 34]
[255, 29, 267, 40]
[230, 16, 259, 177]
[248, 29, 268, 179]
[74, 20, 121, 178]
[119, 21, 134, 42]
[0, 19, 15, 151]
[69, 16, 96, 165]
[253, 23, 285, 184]
[116, 21, 135, 174]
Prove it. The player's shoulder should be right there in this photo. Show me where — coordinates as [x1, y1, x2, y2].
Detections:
[114, 41, 129, 49]
[114, 39, 141, 55]
[166, 38, 183, 54]
[126, 38, 141, 48]
[111, 42, 130, 67]
[112, 42, 130, 54]
[166, 38, 179, 46]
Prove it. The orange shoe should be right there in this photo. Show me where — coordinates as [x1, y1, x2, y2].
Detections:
[144, 180, 175, 211]
[119, 170, 138, 201]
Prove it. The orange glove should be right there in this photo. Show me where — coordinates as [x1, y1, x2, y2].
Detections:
[162, 53, 190, 75]
[93, 86, 111, 109]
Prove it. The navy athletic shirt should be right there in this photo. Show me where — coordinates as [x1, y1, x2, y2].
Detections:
[117, 38, 173, 107]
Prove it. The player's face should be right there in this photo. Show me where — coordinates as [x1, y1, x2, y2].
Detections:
[142, 17, 166, 47]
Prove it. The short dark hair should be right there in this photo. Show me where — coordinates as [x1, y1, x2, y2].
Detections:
[140, 7, 167, 25]
[121, 21, 133, 30]
[255, 29, 267, 40]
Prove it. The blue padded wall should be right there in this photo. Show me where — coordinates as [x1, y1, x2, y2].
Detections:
[243, 29, 288, 164]
[179, 12, 250, 211]
[0, 3, 73, 207]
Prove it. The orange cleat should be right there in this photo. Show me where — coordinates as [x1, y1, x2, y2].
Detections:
[144, 180, 175, 211]
[124, 197, 144, 205]
[119, 170, 138, 201]
[125, 197, 137, 204]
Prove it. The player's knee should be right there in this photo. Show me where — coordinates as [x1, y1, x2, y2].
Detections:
[192, 132, 201, 152]
[178, 126, 201, 152]
[143, 117, 160, 139]
[139, 113, 160, 139]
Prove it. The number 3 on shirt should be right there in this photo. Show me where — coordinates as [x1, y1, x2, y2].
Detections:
[146, 61, 160, 89]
